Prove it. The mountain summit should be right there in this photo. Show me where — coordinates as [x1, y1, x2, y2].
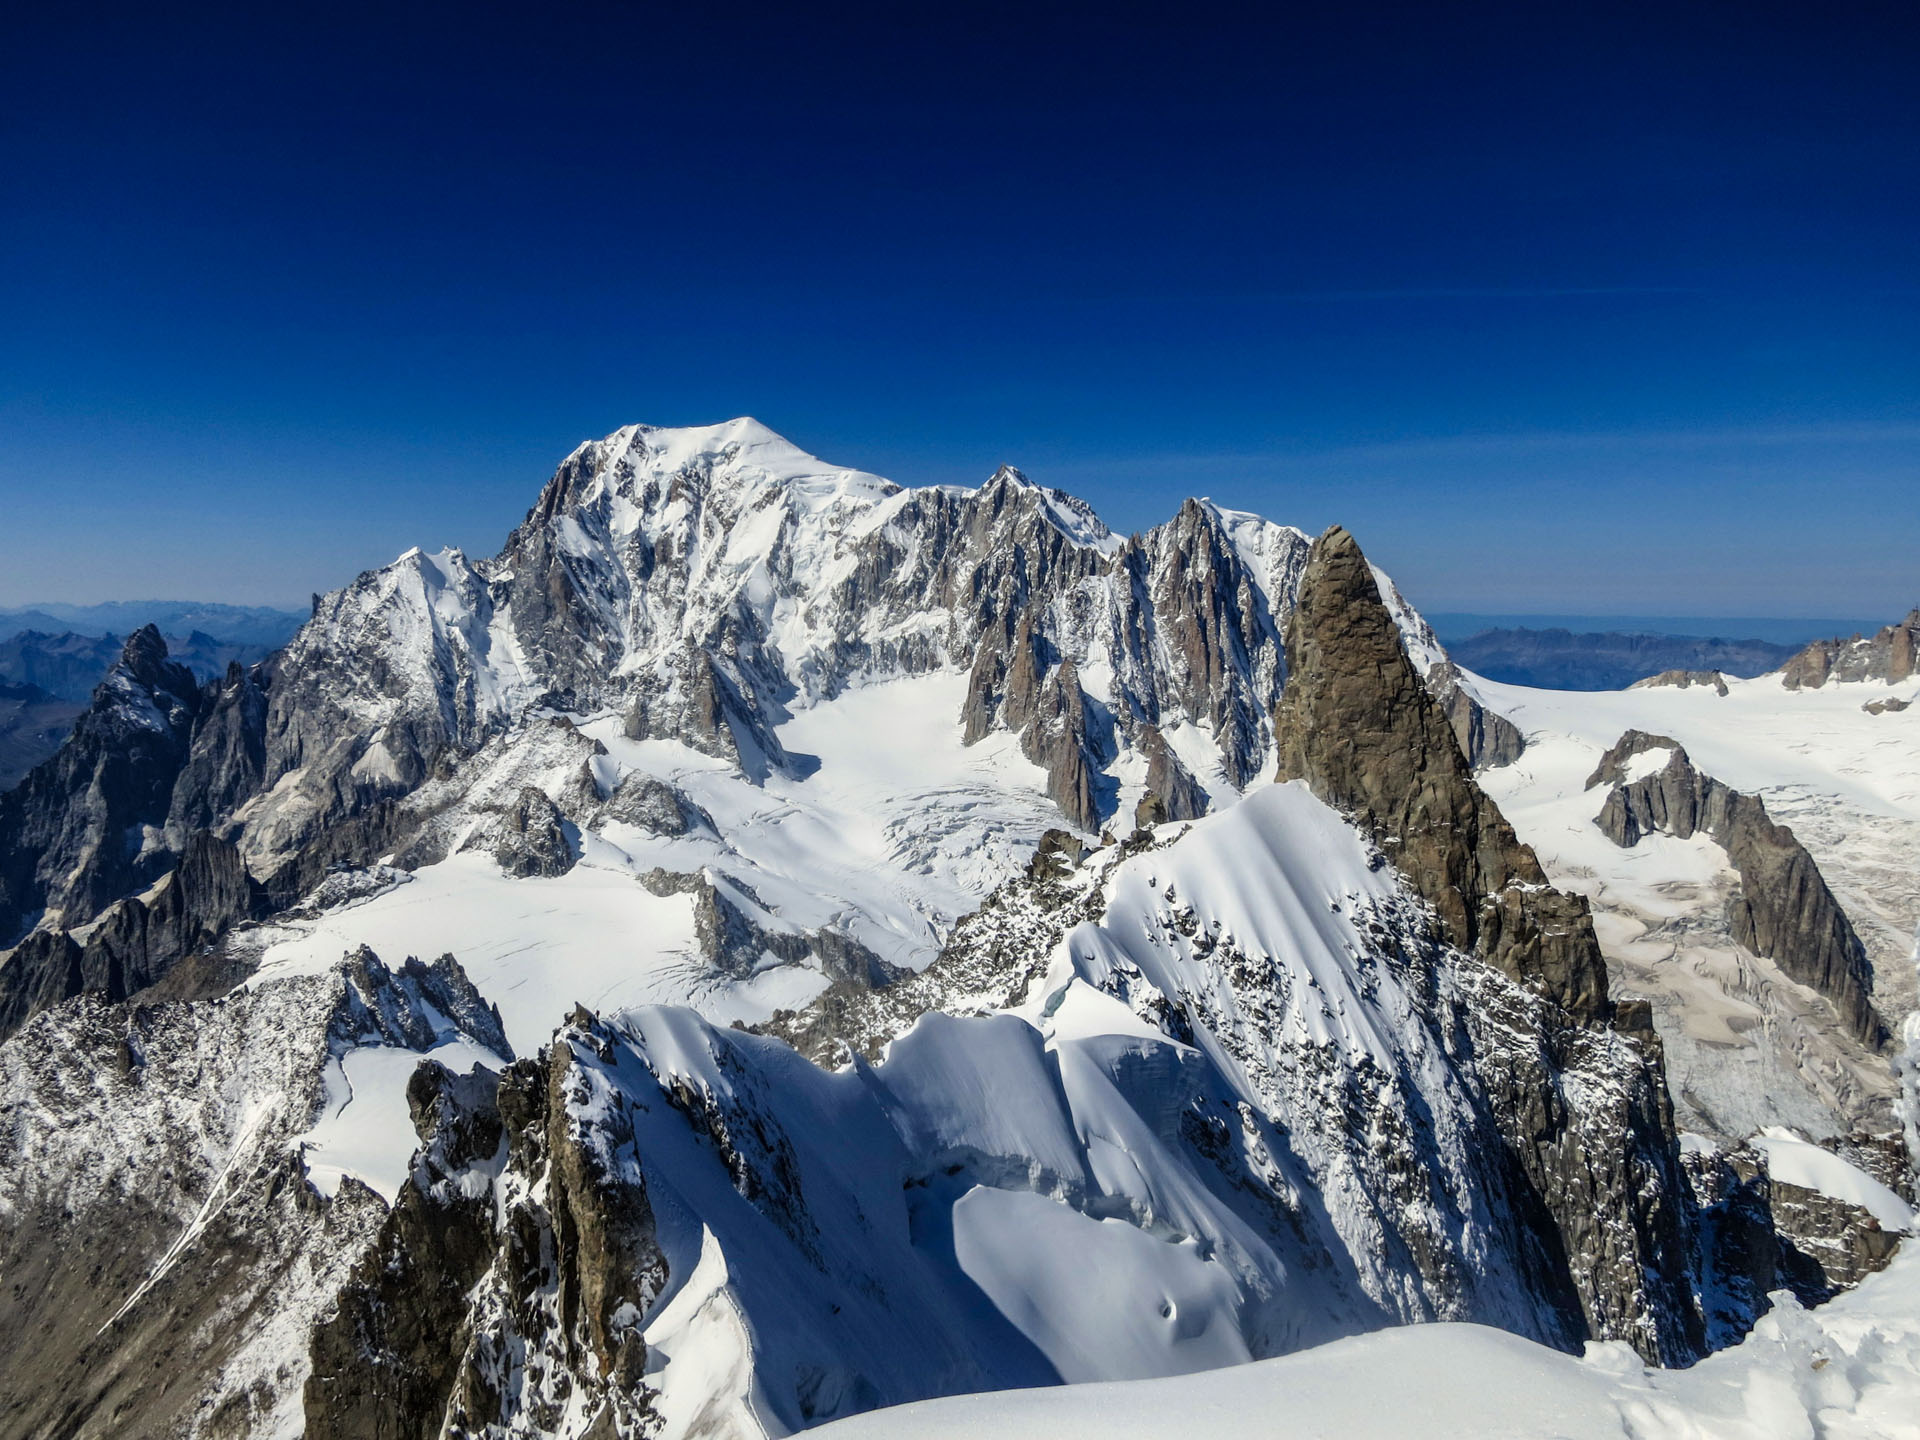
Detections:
[0, 421, 1909, 1440]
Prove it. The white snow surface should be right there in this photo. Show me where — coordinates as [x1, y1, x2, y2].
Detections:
[298, 1039, 503, 1202]
[1750, 1129, 1916, 1233]
[814, 1243, 1920, 1440]
[251, 671, 1059, 1055]
[530, 780, 1658, 1433]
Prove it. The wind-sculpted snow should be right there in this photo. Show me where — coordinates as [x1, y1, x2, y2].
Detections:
[300, 782, 1733, 1437]
[812, 1244, 1920, 1440]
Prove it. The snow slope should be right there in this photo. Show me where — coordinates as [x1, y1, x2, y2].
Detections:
[250, 671, 1062, 1054]
[403, 776, 1703, 1435]
[813, 1242, 1920, 1440]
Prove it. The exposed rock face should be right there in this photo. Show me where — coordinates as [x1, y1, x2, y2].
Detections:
[1683, 1139, 1901, 1346]
[1257, 529, 1726, 1361]
[1863, 695, 1911, 715]
[307, 1016, 668, 1439]
[165, 660, 269, 839]
[0, 948, 506, 1440]
[0, 627, 204, 943]
[1632, 669, 1730, 696]
[459, 785, 577, 878]
[676, 869, 903, 989]
[0, 830, 268, 1041]
[1367, 570, 1525, 771]
[1588, 730, 1883, 1047]
[599, 772, 709, 834]
[1431, 660, 1528, 767]
[1271, 527, 1607, 1018]
[1780, 609, 1920, 689]
[304, 1062, 507, 1440]
[1135, 724, 1208, 827]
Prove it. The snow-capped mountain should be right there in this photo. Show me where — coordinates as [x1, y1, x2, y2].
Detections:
[0, 420, 1912, 1440]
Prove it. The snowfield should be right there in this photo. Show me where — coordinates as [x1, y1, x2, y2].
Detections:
[815, 1243, 1920, 1440]
[1476, 668, 1920, 1140]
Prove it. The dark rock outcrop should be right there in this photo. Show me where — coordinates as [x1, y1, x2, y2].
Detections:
[0, 627, 204, 944]
[1684, 1140, 1901, 1346]
[1588, 731, 1883, 1046]
[1271, 526, 1609, 1019]
[165, 660, 270, 839]
[685, 871, 904, 989]
[0, 830, 268, 1042]
[305, 1063, 507, 1440]
[306, 1018, 668, 1439]
[1780, 609, 1920, 690]
[600, 773, 709, 835]
[1264, 527, 1720, 1362]
[0, 948, 499, 1440]
[1428, 659, 1527, 768]
[460, 785, 577, 879]
[1631, 669, 1730, 696]
[1135, 724, 1208, 827]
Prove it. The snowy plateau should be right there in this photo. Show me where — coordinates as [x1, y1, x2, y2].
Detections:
[0, 418, 1916, 1439]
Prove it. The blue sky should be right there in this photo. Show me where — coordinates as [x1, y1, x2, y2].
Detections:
[2, 3, 1915, 618]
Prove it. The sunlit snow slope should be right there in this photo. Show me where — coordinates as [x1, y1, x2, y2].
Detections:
[813, 1243, 1920, 1440]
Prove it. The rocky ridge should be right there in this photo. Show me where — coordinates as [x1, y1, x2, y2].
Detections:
[1273, 527, 1608, 1019]
[1780, 609, 1920, 690]
[1587, 729, 1883, 1046]
[0, 626, 205, 944]
[2, 421, 1518, 1034]
[0, 947, 509, 1440]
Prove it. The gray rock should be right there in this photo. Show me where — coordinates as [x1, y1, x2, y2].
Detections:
[1631, 669, 1730, 696]
[0, 830, 266, 1042]
[1589, 731, 1883, 1046]
[459, 786, 577, 879]
[1428, 659, 1527, 768]
[1270, 526, 1609, 1018]
[0, 627, 205, 944]
[601, 772, 709, 836]
[1780, 609, 1920, 689]
[1135, 723, 1209, 827]
[307, 1020, 668, 1438]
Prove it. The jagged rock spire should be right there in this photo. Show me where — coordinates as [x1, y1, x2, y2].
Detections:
[1271, 526, 1610, 1019]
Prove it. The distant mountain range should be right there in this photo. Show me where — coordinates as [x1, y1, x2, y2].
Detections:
[0, 607, 303, 785]
[0, 601, 305, 649]
[0, 629, 284, 705]
[1446, 627, 1799, 691]
[1427, 613, 1893, 648]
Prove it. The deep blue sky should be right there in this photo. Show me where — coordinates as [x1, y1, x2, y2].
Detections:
[3, 2, 1915, 617]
